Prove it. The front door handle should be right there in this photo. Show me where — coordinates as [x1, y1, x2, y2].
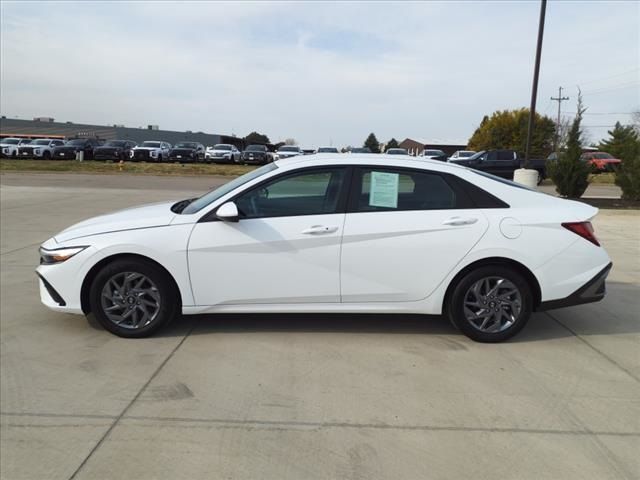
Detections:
[442, 217, 478, 226]
[302, 225, 339, 235]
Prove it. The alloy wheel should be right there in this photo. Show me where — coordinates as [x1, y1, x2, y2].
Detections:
[463, 276, 522, 333]
[100, 272, 161, 329]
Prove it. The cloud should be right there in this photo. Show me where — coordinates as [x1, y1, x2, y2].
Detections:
[1, 1, 638, 146]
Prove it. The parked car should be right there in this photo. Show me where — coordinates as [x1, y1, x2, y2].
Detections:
[449, 150, 476, 161]
[52, 138, 103, 160]
[317, 147, 340, 154]
[169, 142, 205, 163]
[38, 155, 611, 343]
[350, 147, 372, 154]
[18, 138, 65, 159]
[1, 138, 32, 158]
[131, 141, 172, 162]
[242, 145, 276, 164]
[450, 149, 547, 183]
[580, 152, 621, 172]
[277, 145, 303, 159]
[385, 148, 408, 155]
[205, 144, 241, 164]
[302, 148, 317, 155]
[94, 140, 137, 161]
[422, 149, 447, 160]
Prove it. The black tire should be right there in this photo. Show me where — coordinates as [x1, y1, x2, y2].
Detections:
[157, 154, 163, 163]
[42, 151, 51, 160]
[446, 265, 532, 343]
[89, 258, 179, 338]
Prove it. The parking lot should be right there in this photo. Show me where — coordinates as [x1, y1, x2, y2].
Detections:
[1, 173, 638, 479]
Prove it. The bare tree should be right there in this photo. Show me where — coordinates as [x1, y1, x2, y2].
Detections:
[284, 138, 297, 146]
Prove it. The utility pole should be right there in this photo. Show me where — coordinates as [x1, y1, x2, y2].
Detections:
[523, 0, 547, 170]
[551, 86, 569, 152]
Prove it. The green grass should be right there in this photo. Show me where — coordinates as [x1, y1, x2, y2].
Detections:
[0, 159, 255, 176]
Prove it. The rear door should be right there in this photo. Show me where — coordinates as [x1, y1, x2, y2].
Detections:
[340, 167, 489, 302]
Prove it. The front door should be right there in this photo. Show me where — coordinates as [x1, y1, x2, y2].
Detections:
[187, 167, 349, 306]
[340, 167, 489, 302]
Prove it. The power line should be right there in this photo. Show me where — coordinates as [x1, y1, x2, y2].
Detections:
[582, 82, 640, 95]
[565, 111, 634, 115]
[577, 68, 639, 87]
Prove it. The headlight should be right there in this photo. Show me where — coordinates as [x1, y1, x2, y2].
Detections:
[34, 149, 41, 155]
[150, 151, 157, 157]
[39, 246, 88, 265]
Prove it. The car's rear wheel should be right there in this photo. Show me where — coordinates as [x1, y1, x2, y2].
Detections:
[89, 258, 179, 338]
[447, 266, 532, 342]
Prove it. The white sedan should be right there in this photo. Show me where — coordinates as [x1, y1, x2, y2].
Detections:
[37, 155, 611, 342]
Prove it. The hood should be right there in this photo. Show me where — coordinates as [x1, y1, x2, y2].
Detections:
[134, 146, 160, 151]
[54, 201, 177, 243]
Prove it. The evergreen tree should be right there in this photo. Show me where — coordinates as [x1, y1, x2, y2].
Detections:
[547, 93, 591, 198]
[364, 133, 381, 153]
[386, 138, 399, 149]
[604, 122, 640, 200]
[599, 122, 640, 160]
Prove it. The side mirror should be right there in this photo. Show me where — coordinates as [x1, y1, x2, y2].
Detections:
[216, 202, 239, 222]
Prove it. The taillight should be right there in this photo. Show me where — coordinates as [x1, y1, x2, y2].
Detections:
[562, 221, 600, 246]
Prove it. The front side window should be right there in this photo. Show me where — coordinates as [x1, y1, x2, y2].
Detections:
[353, 168, 456, 212]
[235, 168, 346, 219]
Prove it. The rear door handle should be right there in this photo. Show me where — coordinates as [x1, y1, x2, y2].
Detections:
[442, 217, 478, 226]
[302, 225, 339, 235]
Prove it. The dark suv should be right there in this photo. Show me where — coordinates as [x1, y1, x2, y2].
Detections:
[168, 142, 206, 163]
[52, 138, 104, 160]
[241, 145, 276, 165]
[94, 140, 137, 161]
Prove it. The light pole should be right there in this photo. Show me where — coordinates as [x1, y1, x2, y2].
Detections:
[522, 0, 547, 174]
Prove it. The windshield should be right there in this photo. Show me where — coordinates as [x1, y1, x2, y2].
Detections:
[593, 153, 614, 159]
[317, 147, 338, 153]
[3, 139, 21, 145]
[142, 141, 161, 148]
[182, 163, 278, 214]
[458, 151, 475, 158]
[351, 147, 371, 153]
[104, 140, 126, 147]
[214, 144, 232, 150]
[386, 149, 407, 154]
[66, 139, 86, 146]
[278, 146, 299, 152]
[466, 150, 486, 161]
[32, 140, 51, 145]
[175, 142, 198, 149]
[246, 145, 266, 152]
[424, 150, 444, 156]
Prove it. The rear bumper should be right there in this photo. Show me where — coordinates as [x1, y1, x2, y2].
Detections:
[537, 262, 612, 311]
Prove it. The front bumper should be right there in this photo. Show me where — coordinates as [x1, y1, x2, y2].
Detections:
[537, 262, 612, 311]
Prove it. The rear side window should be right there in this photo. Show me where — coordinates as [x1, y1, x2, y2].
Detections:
[352, 168, 457, 212]
[497, 150, 514, 161]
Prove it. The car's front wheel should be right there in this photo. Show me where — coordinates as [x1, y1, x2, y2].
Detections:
[447, 265, 532, 343]
[89, 258, 179, 338]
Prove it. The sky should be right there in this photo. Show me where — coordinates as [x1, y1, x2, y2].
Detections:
[1, 0, 638, 147]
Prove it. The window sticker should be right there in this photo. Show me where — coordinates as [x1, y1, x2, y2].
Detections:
[369, 171, 399, 208]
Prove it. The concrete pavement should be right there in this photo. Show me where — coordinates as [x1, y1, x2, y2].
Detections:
[1, 174, 638, 480]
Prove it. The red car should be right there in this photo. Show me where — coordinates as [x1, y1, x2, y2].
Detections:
[580, 152, 621, 172]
